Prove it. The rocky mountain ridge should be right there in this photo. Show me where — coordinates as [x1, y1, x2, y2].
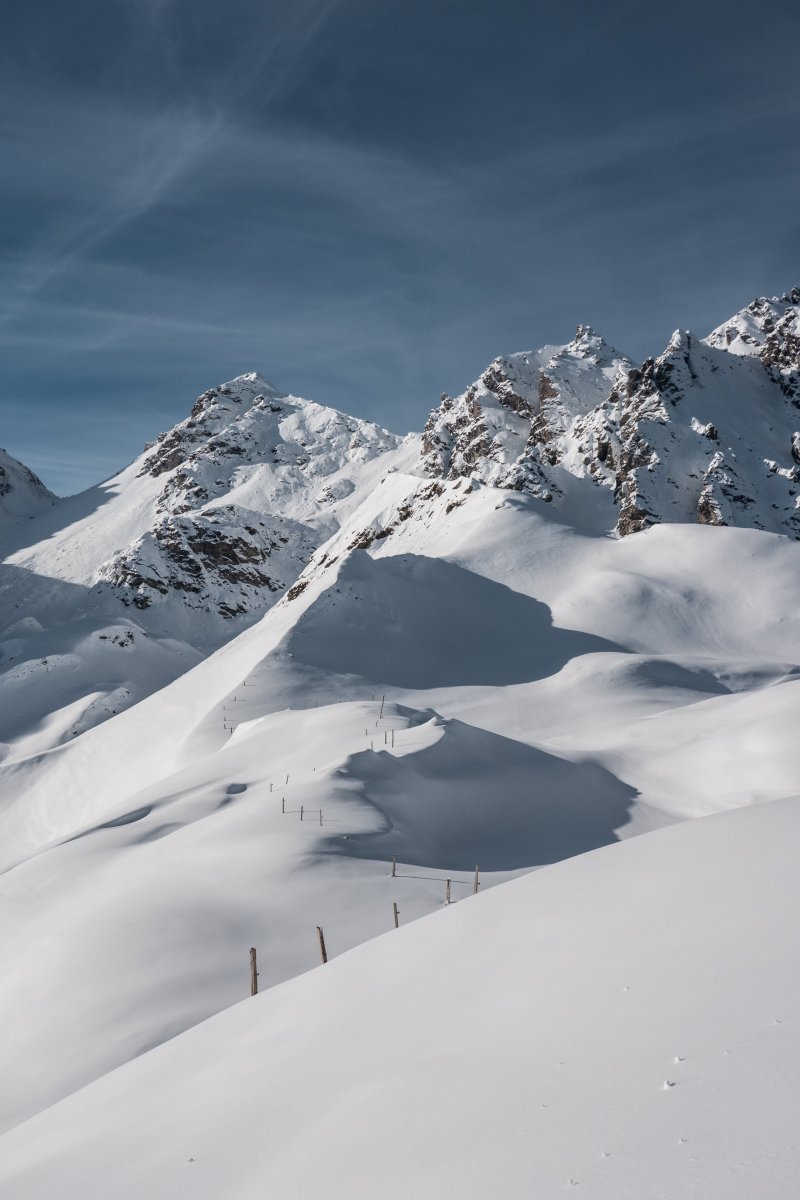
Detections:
[93, 372, 409, 619]
[420, 289, 800, 539]
[0, 376, 411, 755]
[2, 287, 799, 656]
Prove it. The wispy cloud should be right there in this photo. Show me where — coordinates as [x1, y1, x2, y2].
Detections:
[1, 0, 797, 495]
[0, 0, 342, 328]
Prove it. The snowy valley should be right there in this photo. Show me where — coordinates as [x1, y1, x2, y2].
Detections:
[1, 288, 799, 1197]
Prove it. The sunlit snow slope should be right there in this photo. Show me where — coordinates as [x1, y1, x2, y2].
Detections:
[2, 795, 799, 1200]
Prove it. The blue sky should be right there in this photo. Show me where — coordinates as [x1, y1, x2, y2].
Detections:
[1, 0, 798, 495]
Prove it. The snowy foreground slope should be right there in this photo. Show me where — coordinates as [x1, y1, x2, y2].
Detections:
[2, 795, 799, 1200]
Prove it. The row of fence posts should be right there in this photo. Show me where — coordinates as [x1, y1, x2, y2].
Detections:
[250, 695, 478, 994]
[248, 855, 480, 995]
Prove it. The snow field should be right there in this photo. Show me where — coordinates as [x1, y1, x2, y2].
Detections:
[2, 484, 800, 1134]
[2, 795, 799, 1199]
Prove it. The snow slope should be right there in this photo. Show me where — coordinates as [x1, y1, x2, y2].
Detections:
[2, 474, 800, 1132]
[2, 794, 799, 1200]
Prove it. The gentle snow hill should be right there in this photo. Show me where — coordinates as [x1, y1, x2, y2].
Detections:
[2, 795, 800, 1200]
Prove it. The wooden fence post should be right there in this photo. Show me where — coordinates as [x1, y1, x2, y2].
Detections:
[282, 796, 285, 813]
[393, 902, 399, 929]
[379, 694, 385, 719]
[317, 926, 328, 964]
[250, 947, 258, 996]
[391, 853, 397, 878]
[473, 864, 480, 895]
[319, 809, 323, 826]
[446, 878, 451, 904]
[300, 804, 304, 821]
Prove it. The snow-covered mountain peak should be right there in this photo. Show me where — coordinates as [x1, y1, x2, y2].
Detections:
[704, 289, 800, 406]
[140, 371, 284, 478]
[568, 323, 621, 359]
[90, 371, 414, 623]
[0, 374, 415, 756]
[0, 447, 57, 524]
[420, 300, 800, 540]
[705, 288, 800, 358]
[420, 330, 632, 503]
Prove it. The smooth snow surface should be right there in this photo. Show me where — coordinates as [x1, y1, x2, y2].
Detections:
[2, 796, 799, 1199]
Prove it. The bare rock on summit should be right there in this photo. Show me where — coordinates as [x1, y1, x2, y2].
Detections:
[419, 291, 800, 539]
[421, 326, 632, 503]
[98, 372, 403, 620]
[98, 506, 315, 618]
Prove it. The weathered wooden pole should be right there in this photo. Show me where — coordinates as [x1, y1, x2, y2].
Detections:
[391, 729, 395, 748]
[473, 864, 480, 895]
[393, 902, 399, 929]
[319, 809, 323, 826]
[250, 947, 258, 996]
[281, 796, 285, 813]
[300, 804, 304, 821]
[391, 853, 397, 878]
[446, 878, 451, 904]
[379, 694, 385, 719]
[317, 925, 328, 964]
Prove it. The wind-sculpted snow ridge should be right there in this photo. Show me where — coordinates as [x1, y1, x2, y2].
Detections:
[0, 447, 56, 524]
[421, 290, 800, 538]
